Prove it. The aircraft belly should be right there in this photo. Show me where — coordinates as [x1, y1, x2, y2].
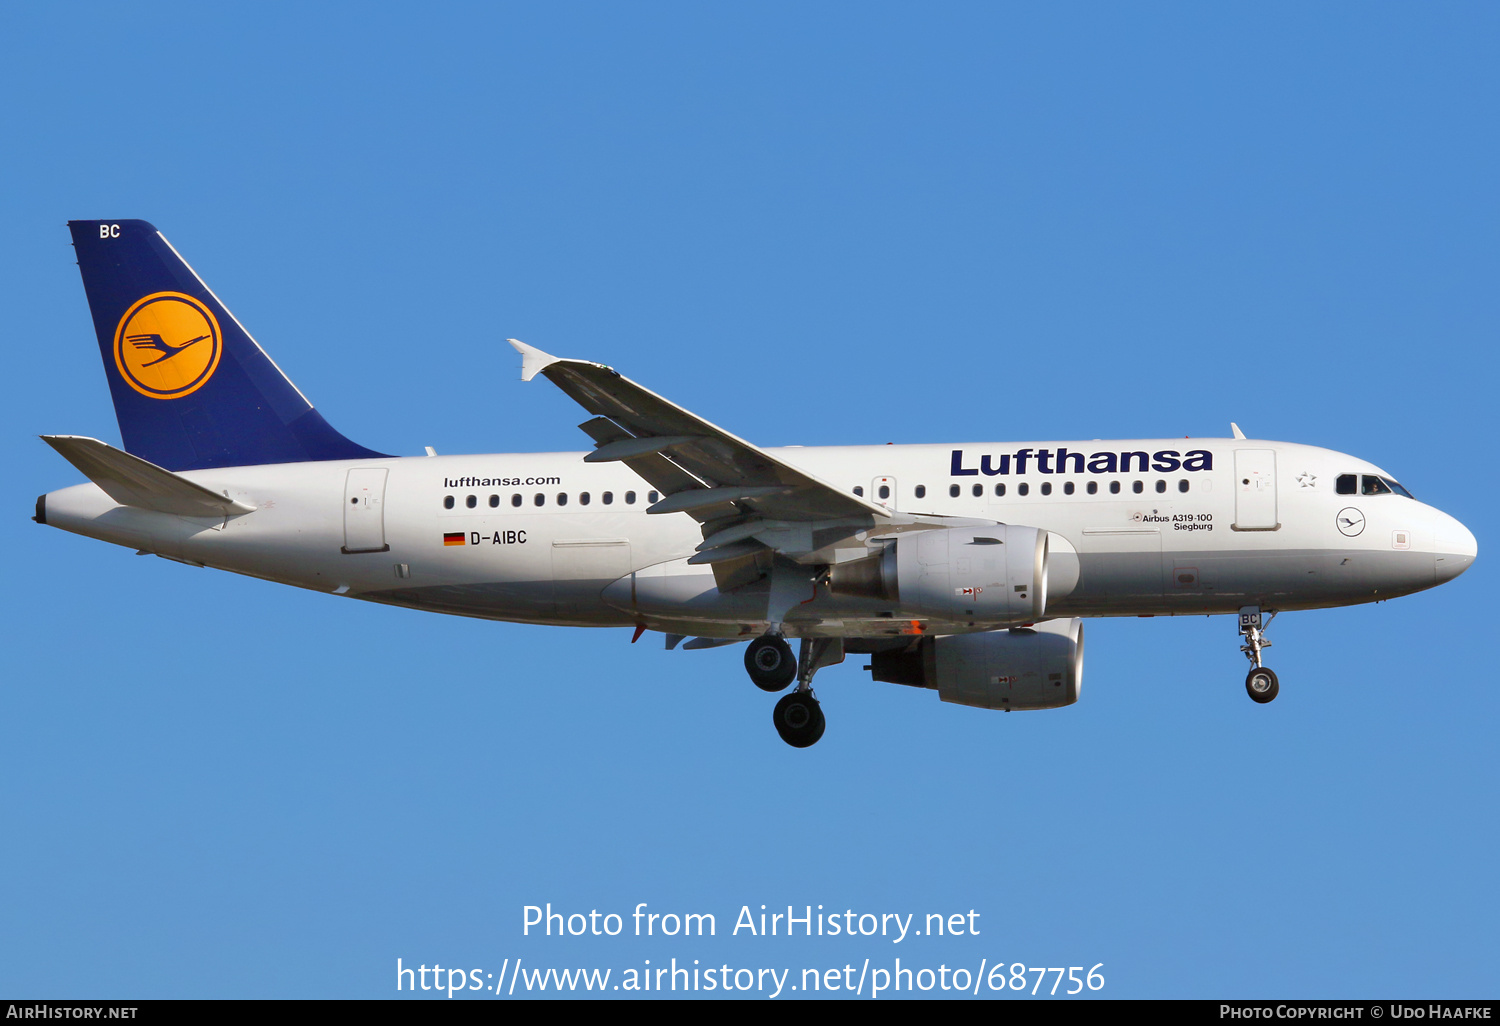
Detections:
[553, 538, 633, 617]
[1053, 546, 1441, 616]
[602, 567, 766, 622]
[361, 580, 634, 626]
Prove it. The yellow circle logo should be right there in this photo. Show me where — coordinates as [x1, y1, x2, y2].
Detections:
[113, 292, 223, 400]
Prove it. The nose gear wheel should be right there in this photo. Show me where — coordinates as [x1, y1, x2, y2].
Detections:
[1245, 666, 1280, 704]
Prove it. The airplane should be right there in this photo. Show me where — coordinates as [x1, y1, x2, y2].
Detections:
[36, 220, 1478, 747]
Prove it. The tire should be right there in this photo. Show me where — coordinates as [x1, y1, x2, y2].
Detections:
[773, 692, 826, 748]
[1245, 666, 1280, 704]
[745, 636, 796, 692]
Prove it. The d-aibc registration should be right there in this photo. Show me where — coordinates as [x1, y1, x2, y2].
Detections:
[37, 221, 1478, 746]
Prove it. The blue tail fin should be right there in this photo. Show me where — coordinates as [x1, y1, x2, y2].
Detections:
[67, 219, 388, 471]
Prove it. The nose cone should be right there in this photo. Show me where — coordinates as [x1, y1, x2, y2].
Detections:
[1433, 511, 1477, 584]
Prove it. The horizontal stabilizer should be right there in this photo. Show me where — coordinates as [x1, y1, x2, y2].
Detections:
[42, 435, 256, 517]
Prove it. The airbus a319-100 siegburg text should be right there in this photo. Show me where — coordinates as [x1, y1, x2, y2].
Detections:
[37, 220, 1478, 747]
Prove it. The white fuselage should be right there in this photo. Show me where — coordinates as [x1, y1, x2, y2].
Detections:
[40, 437, 1477, 639]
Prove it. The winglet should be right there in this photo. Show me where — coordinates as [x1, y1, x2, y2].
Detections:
[507, 338, 561, 382]
[1231, 422, 1247, 440]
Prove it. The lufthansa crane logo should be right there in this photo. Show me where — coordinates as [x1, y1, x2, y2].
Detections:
[112, 292, 222, 400]
[1336, 507, 1366, 538]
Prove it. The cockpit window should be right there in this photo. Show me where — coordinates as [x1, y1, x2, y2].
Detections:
[1382, 477, 1414, 499]
[1336, 474, 1357, 495]
[1361, 475, 1391, 496]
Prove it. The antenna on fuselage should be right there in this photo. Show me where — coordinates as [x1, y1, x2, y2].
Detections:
[1231, 422, 1246, 440]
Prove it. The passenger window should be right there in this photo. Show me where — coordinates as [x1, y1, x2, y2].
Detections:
[511, 493, 522, 507]
[853, 486, 864, 497]
[915, 485, 926, 499]
[1087, 481, 1097, 495]
[1336, 474, 1357, 495]
[489, 494, 499, 507]
[534, 493, 545, 507]
[602, 491, 614, 505]
[580, 492, 590, 506]
[1178, 479, 1189, 493]
[466, 495, 477, 508]
[443, 495, 454, 509]
[649, 491, 659, 503]
[1361, 476, 1392, 496]
[949, 484, 960, 498]
[557, 492, 568, 506]
[1040, 482, 1052, 496]
[1132, 481, 1143, 494]
[1064, 481, 1074, 495]
[1109, 481, 1121, 494]
[625, 491, 637, 504]
[971, 484, 982, 497]
[994, 483, 1006, 497]
[1018, 483, 1029, 496]
[1155, 480, 1166, 493]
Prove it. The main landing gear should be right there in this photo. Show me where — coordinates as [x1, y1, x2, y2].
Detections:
[1238, 606, 1279, 704]
[744, 635, 796, 692]
[773, 691, 825, 749]
[746, 634, 841, 747]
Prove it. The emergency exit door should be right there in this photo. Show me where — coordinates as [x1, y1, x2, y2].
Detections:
[343, 468, 390, 553]
[1233, 450, 1278, 531]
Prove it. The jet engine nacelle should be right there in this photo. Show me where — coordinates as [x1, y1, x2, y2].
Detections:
[830, 525, 1048, 625]
[869, 618, 1084, 711]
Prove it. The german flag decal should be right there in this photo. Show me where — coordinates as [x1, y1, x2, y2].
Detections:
[443, 532, 465, 546]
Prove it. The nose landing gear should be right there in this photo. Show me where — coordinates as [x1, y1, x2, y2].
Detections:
[1246, 666, 1280, 704]
[1238, 606, 1279, 704]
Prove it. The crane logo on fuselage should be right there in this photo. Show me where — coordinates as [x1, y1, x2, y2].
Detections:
[112, 292, 222, 400]
[1336, 508, 1366, 537]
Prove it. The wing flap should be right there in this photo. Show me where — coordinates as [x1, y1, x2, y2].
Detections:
[584, 435, 707, 462]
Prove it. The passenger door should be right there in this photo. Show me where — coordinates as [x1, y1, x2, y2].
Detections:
[342, 468, 389, 553]
[1233, 450, 1278, 531]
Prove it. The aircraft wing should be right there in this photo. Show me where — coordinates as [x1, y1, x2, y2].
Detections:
[508, 339, 891, 533]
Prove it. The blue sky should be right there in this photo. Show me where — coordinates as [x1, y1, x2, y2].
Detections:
[3, 2, 1496, 999]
